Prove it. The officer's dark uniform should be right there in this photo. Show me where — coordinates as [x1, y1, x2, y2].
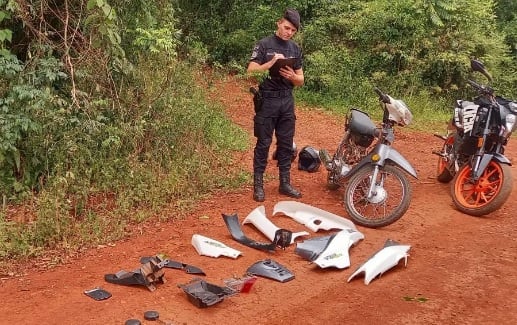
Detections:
[249, 10, 302, 201]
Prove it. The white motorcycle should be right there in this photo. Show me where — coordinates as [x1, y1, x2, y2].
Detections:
[320, 87, 417, 228]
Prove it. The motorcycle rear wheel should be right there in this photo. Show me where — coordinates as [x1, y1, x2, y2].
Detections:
[451, 161, 513, 216]
[344, 164, 412, 228]
[436, 135, 455, 183]
[437, 156, 454, 183]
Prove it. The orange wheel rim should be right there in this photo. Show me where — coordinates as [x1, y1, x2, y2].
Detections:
[454, 161, 503, 208]
[437, 136, 454, 176]
[437, 157, 447, 175]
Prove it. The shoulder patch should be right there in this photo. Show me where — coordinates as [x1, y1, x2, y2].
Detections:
[250, 45, 260, 60]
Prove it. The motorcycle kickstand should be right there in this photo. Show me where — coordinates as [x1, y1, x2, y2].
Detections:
[431, 150, 447, 157]
[433, 133, 447, 141]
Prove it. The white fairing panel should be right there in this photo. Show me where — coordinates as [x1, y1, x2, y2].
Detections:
[242, 205, 309, 244]
[191, 234, 242, 259]
[347, 241, 410, 285]
[273, 201, 357, 232]
[312, 229, 364, 269]
[454, 100, 478, 132]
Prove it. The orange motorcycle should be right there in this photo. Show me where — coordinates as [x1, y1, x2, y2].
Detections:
[433, 59, 517, 215]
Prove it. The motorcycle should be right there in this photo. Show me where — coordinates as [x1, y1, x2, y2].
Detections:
[433, 59, 517, 216]
[319, 88, 417, 228]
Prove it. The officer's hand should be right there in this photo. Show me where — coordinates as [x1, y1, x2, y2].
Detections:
[271, 53, 286, 64]
[280, 66, 296, 81]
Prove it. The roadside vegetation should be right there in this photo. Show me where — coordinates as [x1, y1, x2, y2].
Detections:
[1, 0, 515, 265]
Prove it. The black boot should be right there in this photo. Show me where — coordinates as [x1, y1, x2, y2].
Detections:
[253, 173, 265, 202]
[279, 173, 302, 198]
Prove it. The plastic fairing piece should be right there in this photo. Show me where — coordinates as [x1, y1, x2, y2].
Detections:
[246, 259, 295, 283]
[84, 287, 112, 301]
[222, 213, 276, 251]
[104, 256, 167, 292]
[178, 277, 237, 308]
[347, 239, 411, 285]
[140, 256, 206, 275]
[224, 275, 258, 293]
[273, 201, 357, 232]
[191, 234, 242, 259]
[242, 206, 309, 248]
[295, 229, 364, 269]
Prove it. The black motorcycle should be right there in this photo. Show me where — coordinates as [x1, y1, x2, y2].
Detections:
[433, 59, 517, 216]
[320, 88, 417, 228]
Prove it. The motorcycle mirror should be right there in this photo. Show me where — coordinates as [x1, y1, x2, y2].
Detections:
[470, 59, 493, 82]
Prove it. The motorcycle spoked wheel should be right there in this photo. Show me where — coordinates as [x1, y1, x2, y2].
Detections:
[344, 164, 412, 228]
[436, 135, 455, 183]
[451, 160, 513, 216]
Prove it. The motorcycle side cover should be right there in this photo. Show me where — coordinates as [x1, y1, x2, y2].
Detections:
[295, 228, 364, 269]
[191, 234, 242, 259]
[347, 239, 410, 285]
[454, 100, 478, 132]
[273, 201, 357, 232]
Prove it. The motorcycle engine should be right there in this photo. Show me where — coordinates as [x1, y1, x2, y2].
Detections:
[351, 133, 374, 147]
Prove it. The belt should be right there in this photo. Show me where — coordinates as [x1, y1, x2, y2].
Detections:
[260, 89, 292, 98]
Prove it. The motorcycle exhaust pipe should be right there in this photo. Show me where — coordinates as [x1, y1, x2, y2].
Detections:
[318, 149, 333, 171]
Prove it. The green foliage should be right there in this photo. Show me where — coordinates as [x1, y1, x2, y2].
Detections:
[0, 53, 68, 200]
[175, 1, 312, 67]
[495, 0, 517, 57]
[0, 0, 249, 259]
[1, 0, 517, 261]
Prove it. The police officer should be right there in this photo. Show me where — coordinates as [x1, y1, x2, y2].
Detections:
[247, 8, 304, 202]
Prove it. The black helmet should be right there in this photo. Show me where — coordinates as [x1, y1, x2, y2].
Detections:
[298, 146, 321, 172]
[272, 141, 297, 163]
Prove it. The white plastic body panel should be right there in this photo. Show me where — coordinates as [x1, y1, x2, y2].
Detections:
[347, 243, 410, 285]
[242, 205, 309, 244]
[313, 229, 364, 269]
[191, 234, 242, 259]
[273, 201, 357, 232]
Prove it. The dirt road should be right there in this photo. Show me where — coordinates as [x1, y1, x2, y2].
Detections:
[1, 77, 516, 325]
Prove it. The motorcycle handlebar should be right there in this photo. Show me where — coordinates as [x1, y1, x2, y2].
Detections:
[374, 87, 391, 104]
[467, 79, 494, 96]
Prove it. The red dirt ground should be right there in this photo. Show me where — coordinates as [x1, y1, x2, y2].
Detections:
[1, 76, 517, 325]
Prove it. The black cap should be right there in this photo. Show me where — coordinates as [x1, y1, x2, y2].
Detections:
[283, 8, 300, 30]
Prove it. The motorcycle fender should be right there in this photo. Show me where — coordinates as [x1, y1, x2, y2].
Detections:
[242, 205, 309, 246]
[272, 201, 357, 232]
[347, 239, 411, 285]
[474, 153, 512, 179]
[346, 144, 417, 179]
[385, 146, 418, 178]
[295, 229, 364, 269]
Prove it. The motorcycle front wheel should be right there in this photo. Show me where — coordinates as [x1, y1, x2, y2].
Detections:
[451, 160, 513, 216]
[344, 164, 412, 228]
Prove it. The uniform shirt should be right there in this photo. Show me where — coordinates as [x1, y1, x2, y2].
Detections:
[249, 35, 302, 91]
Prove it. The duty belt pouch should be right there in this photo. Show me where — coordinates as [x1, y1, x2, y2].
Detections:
[250, 87, 263, 114]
